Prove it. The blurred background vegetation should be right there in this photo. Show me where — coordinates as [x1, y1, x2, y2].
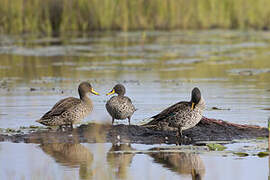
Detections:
[1, 0, 270, 35]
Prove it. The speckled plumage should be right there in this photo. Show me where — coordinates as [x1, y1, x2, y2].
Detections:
[36, 82, 99, 128]
[148, 87, 205, 141]
[151, 98, 205, 130]
[106, 84, 136, 125]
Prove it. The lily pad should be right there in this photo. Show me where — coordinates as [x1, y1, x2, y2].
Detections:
[206, 143, 227, 151]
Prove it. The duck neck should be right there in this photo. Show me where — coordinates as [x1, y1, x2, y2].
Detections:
[196, 97, 206, 110]
[81, 95, 90, 102]
[117, 93, 124, 97]
[79, 90, 89, 101]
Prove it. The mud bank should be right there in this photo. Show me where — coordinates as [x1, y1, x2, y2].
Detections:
[0, 117, 268, 145]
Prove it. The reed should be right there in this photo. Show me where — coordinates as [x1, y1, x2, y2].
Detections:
[0, 0, 270, 35]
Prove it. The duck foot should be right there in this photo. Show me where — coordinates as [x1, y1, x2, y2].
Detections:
[176, 135, 192, 145]
[57, 125, 73, 132]
[57, 126, 65, 132]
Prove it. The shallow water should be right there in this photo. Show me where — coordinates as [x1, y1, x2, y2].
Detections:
[0, 142, 268, 180]
[0, 30, 270, 179]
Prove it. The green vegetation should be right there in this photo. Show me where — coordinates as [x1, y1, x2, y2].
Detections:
[233, 152, 249, 157]
[1, 0, 270, 35]
[206, 143, 227, 151]
[257, 151, 270, 157]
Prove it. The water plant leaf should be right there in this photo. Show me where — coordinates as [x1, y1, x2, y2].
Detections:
[233, 152, 249, 157]
[257, 151, 270, 158]
[206, 143, 227, 151]
[29, 125, 39, 129]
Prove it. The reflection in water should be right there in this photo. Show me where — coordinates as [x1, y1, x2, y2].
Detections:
[106, 143, 135, 180]
[40, 143, 93, 179]
[149, 152, 205, 180]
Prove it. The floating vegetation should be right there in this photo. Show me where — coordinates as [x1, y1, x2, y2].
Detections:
[257, 151, 270, 157]
[29, 125, 39, 129]
[5, 128, 17, 133]
[206, 143, 227, 151]
[256, 137, 267, 140]
[211, 107, 231, 111]
[233, 152, 249, 157]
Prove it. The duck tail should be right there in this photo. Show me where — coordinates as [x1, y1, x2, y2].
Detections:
[36, 119, 42, 123]
[138, 117, 154, 126]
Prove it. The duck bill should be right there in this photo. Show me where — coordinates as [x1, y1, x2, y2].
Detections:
[191, 102, 195, 110]
[106, 89, 115, 96]
[91, 88, 100, 95]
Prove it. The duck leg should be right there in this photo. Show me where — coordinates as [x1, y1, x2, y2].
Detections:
[128, 117, 131, 126]
[176, 126, 183, 145]
[57, 125, 64, 131]
[69, 123, 73, 130]
[112, 118, 115, 125]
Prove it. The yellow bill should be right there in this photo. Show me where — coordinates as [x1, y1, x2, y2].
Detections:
[106, 89, 115, 96]
[91, 88, 100, 95]
[191, 102, 195, 110]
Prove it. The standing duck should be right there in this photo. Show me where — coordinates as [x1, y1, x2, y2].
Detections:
[36, 82, 99, 129]
[145, 87, 205, 141]
[106, 84, 136, 125]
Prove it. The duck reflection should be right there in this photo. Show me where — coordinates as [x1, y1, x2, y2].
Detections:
[40, 143, 93, 179]
[149, 151, 205, 180]
[106, 143, 135, 180]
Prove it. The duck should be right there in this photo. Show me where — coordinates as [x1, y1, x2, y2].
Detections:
[145, 87, 205, 142]
[36, 81, 99, 129]
[106, 84, 136, 125]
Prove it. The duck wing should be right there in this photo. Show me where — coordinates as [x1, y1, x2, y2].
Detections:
[149, 101, 190, 123]
[42, 97, 81, 119]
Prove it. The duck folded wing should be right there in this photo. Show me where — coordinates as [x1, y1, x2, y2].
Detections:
[42, 97, 81, 118]
[151, 101, 190, 122]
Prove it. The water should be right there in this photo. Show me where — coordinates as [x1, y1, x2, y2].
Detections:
[0, 142, 268, 180]
[0, 30, 269, 179]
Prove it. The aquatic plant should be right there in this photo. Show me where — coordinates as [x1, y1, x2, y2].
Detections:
[233, 152, 249, 157]
[1, 0, 270, 35]
[206, 143, 227, 151]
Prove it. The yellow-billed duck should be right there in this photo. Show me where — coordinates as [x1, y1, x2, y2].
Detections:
[106, 84, 136, 125]
[147, 87, 205, 141]
[36, 81, 99, 128]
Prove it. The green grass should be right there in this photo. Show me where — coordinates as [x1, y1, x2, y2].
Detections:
[0, 0, 270, 35]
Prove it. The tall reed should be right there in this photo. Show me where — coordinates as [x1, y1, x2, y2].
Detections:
[0, 0, 270, 35]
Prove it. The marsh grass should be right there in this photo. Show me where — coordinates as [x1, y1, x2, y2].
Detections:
[1, 0, 270, 35]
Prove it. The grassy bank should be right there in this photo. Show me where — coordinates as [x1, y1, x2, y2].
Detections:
[0, 0, 270, 35]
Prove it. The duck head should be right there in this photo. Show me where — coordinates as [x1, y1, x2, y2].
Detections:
[107, 84, 126, 96]
[191, 87, 201, 110]
[78, 82, 99, 99]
